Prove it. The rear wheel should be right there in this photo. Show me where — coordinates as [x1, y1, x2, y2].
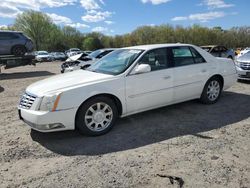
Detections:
[76, 96, 118, 136]
[200, 77, 222, 104]
[12, 45, 27, 56]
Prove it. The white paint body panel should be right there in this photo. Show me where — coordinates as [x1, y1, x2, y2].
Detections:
[18, 44, 237, 132]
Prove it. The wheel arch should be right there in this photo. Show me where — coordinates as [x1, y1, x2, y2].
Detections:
[75, 93, 123, 120]
[207, 74, 224, 88]
[11, 44, 27, 54]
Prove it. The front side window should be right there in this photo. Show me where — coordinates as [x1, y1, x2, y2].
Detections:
[0, 33, 19, 40]
[88, 49, 143, 75]
[138, 48, 168, 71]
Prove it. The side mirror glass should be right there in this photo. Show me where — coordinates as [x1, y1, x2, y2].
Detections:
[131, 64, 151, 75]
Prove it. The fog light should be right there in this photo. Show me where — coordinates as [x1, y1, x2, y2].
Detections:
[35, 123, 65, 130]
[48, 123, 64, 129]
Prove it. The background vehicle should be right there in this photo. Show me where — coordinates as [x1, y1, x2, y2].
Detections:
[84, 50, 92, 54]
[61, 48, 115, 73]
[201, 45, 235, 59]
[18, 44, 236, 136]
[0, 30, 33, 56]
[35, 51, 52, 62]
[235, 51, 250, 80]
[237, 47, 250, 58]
[50, 52, 66, 61]
[65, 48, 81, 57]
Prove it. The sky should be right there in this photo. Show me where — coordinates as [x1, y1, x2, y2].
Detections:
[0, 0, 249, 35]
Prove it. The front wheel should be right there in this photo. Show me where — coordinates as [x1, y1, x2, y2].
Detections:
[200, 78, 222, 104]
[76, 96, 118, 136]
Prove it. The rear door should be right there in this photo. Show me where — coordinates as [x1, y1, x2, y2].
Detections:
[169, 46, 210, 102]
[125, 48, 174, 114]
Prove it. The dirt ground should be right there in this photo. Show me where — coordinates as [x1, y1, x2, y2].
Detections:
[0, 62, 249, 188]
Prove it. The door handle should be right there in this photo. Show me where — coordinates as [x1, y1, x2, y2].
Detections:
[163, 76, 171, 79]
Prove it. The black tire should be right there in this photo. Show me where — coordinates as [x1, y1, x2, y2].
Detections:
[12, 45, 27, 56]
[76, 96, 118, 136]
[200, 77, 222, 104]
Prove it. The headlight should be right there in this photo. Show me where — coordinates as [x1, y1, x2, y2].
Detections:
[39, 93, 61, 112]
[234, 60, 240, 67]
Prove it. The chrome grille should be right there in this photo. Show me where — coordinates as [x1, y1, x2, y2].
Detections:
[19, 93, 36, 109]
[240, 62, 250, 70]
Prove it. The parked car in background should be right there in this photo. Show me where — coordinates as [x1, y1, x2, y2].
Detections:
[50, 52, 66, 61]
[84, 50, 92, 54]
[235, 51, 250, 80]
[35, 51, 52, 62]
[18, 43, 236, 136]
[65, 48, 81, 57]
[237, 47, 250, 58]
[201, 45, 235, 59]
[61, 48, 115, 73]
[0, 30, 33, 56]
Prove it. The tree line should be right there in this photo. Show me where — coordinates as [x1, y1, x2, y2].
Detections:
[1, 10, 250, 51]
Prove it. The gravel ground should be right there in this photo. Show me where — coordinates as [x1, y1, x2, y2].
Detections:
[0, 62, 249, 188]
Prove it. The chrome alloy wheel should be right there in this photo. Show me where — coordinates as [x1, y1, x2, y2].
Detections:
[84, 102, 113, 132]
[207, 80, 220, 101]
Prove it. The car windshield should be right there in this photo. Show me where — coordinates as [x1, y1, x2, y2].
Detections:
[87, 49, 143, 75]
[88, 49, 104, 59]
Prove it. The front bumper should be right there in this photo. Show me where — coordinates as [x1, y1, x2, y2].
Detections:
[18, 107, 77, 132]
[236, 66, 250, 80]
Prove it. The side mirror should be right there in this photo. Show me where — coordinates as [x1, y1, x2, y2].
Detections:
[131, 64, 151, 75]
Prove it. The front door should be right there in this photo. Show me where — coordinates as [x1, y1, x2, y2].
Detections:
[125, 48, 174, 114]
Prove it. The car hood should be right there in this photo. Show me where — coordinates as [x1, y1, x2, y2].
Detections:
[237, 56, 250, 62]
[26, 70, 113, 97]
[66, 53, 82, 62]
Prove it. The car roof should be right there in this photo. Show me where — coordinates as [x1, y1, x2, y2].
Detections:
[123, 43, 195, 50]
[0, 30, 22, 33]
[200, 45, 217, 48]
[101, 48, 117, 51]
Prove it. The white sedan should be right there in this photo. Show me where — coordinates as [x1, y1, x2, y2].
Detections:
[18, 44, 237, 136]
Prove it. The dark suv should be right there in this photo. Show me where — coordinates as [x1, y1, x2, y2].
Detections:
[0, 31, 33, 56]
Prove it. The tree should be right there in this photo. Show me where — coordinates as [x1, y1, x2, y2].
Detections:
[14, 10, 54, 50]
[83, 37, 103, 50]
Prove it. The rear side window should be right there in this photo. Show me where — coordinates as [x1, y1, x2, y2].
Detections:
[0, 32, 19, 40]
[189, 47, 206, 64]
[138, 48, 168, 71]
[171, 47, 194, 67]
[170, 46, 206, 67]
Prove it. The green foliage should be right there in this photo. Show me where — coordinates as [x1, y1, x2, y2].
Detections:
[10, 10, 250, 52]
[14, 10, 54, 50]
[83, 33, 104, 51]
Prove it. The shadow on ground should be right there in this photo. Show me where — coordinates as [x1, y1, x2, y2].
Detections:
[31, 91, 250, 156]
[238, 80, 250, 84]
[0, 86, 4, 93]
[0, 71, 55, 80]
